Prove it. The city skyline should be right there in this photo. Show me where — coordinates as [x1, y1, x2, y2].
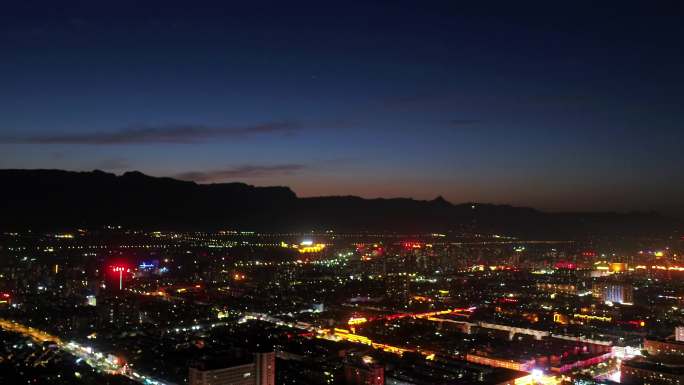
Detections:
[1, 1, 683, 215]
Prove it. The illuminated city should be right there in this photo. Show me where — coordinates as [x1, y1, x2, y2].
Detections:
[1, 2, 684, 385]
[1, 227, 684, 384]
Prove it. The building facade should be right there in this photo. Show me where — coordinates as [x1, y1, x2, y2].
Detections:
[189, 352, 275, 385]
[621, 359, 684, 385]
[644, 339, 684, 357]
[344, 362, 384, 385]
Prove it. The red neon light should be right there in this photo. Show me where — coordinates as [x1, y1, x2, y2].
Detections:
[402, 242, 423, 250]
[498, 297, 519, 303]
[619, 320, 646, 327]
[555, 261, 577, 270]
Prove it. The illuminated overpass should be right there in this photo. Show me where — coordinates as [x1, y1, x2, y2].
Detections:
[477, 322, 550, 340]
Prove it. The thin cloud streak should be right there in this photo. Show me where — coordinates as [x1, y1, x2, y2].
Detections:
[2, 122, 299, 144]
[175, 164, 306, 182]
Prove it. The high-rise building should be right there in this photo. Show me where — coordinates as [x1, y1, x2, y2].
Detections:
[592, 282, 633, 304]
[623, 336, 684, 385]
[189, 352, 275, 385]
[676, 326, 684, 342]
[621, 358, 684, 385]
[644, 338, 684, 357]
[344, 362, 384, 385]
[255, 352, 275, 385]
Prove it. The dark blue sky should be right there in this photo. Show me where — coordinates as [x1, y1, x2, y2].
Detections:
[1, 1, 683, 214]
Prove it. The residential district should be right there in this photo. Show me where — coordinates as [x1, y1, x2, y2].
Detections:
[1, 228, 684, 385]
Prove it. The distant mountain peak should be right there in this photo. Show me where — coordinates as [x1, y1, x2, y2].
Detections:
[121, 170, 151, 178]
[431, 195, 452, 206]
[0, 169, 678, 236]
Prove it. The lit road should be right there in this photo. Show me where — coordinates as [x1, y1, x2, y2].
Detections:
[0, 318, 175, 385]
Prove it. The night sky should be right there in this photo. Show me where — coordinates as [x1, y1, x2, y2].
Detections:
[1, 1, 683, 215]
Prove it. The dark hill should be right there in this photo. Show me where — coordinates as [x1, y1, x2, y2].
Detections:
[0, 169, 679, 238]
